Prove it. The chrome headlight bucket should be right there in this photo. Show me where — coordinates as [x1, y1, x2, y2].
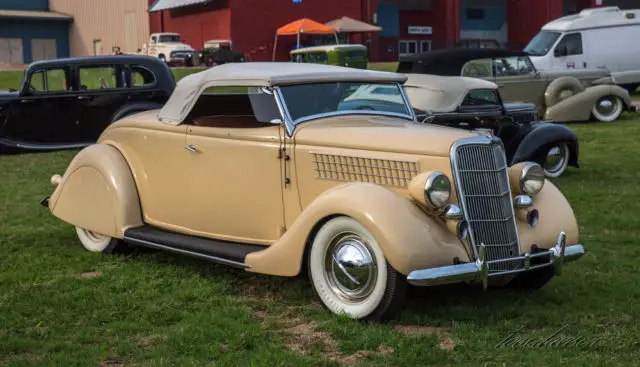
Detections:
[520, 162, 545, 195]
[424, 172, 451, 209]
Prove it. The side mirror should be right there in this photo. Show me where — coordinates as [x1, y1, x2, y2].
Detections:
[554, 45, 568, 57]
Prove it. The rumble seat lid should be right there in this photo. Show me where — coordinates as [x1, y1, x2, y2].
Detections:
[158, 62, 407, 125]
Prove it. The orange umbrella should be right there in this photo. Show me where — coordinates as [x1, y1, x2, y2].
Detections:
[272, 18, 338, 61]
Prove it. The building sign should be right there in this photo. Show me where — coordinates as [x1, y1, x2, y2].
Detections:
[408, 26, 432, 35]
[595, 0, 602, 5]
[292, 0, 301, 3]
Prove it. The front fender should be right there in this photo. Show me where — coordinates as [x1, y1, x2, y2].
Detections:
[510, 122, 579, 167]
[245, 182, 471, 277]
[48, 143, 142, 238]
[545, 84, 632, 122]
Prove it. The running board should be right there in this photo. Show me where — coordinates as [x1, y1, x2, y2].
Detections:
[123, 225, 267, 269]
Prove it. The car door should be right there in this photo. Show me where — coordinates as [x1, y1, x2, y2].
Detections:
[180, 89, 286, 244]
[549, 32, 587, 70]
[73, 64, 129, 140]
[2, 66, 81, 145]
[492, 56, 548, 110]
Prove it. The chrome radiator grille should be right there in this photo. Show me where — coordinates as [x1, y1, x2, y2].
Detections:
[452, 139, 521, 273]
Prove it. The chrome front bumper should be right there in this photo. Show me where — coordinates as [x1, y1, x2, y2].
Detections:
[407, 232, 584, 289]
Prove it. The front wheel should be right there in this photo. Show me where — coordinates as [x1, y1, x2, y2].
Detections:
[592, 95, 623, 122]
[307, 216, 407, 321]
[541, 142, 570, 178]
[75, 227, 124, 254]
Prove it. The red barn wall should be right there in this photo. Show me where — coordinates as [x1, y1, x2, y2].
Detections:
[507, 0, 563, 50]
[149, 0, 231, 50]
[229, 0, 362, 61]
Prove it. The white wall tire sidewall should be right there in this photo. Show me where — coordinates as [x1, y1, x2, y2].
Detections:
[544, 143, 570, 178]
[309, 217, 388, 320]
[592, 96, 623, 122]
[75, 227, 113, 252]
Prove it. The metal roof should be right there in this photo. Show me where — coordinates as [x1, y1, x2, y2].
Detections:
[148, 0, 213, 12]
[0, 9, 73, 21]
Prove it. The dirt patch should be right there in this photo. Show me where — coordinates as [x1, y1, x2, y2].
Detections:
[282, 321, 394, 365]
[0, 329, 7, 336]
[99, 360, 122, 366]
[137, 334, 166, 349]
[395, 325, 455, 351]
[69, 272, 102, 279]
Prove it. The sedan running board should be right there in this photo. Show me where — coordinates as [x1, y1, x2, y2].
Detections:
[123, 225, 266, 269]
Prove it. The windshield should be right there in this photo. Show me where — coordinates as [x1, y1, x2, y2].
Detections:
[159, 35, 181, 43]
[279, 82, 412, 124]
[524, 31, 561, 56]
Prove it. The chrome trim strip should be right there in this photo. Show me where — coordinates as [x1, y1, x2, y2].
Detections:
[0, 137, 90, 151]
[407, 234, 584, 287]
[123, 236, 250, 269]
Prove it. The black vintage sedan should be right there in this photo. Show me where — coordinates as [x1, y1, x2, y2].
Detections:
[0, 55, 175, 154]
[402, 74, 578, 178]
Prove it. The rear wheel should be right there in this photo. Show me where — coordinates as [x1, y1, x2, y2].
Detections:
[592, 95, 623, 122]
[75, 227, 124, 254]
[541, 142, 570, 178]
[307, 216, 407, 321]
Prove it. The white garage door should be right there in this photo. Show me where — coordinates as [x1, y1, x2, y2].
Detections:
[0, 38, 24, 64]
[31, 39, 57, 61]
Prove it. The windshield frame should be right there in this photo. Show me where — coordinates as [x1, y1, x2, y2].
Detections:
[524, 30, 562, 56]
[272, 81, 416, 136]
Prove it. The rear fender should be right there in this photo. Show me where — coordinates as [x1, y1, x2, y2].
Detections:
[245, 182, 471, 277]
[545, 84, 632, 122]
[48, 143, 142, 238]
[510, 122, 579, 167]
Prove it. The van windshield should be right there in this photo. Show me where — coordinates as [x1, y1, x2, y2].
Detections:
[524, 31, 561, 56]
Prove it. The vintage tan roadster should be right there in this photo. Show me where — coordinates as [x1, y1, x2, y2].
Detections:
[42, 63, 585, 320]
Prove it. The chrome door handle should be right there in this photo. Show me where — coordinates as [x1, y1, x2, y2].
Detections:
[184, 144, 199, 152]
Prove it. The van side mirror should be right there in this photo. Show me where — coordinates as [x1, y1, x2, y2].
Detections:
[554, 45, 568, 57]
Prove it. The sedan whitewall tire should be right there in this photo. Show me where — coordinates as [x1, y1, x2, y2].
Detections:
[542, 143, 570, 178]
[307, 216, 407, 321]
[592, 96, 623, 122]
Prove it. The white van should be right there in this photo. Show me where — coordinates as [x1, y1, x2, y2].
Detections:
[524, 6, 640, 92]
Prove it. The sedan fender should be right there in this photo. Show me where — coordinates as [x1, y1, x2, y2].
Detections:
[509, 122, 579, 168]
[245, 182, 471, 277]
[47, 143, 142, 238]
[544, 84, 632, 122]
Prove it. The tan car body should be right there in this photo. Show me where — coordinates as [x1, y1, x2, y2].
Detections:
[45, 63, 584, 310]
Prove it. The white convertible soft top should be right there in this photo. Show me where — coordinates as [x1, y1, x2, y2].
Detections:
[158, 62, 407, 124]
[403, 74, 498, 113]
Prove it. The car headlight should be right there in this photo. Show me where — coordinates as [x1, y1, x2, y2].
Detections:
[520, 162, 545, 194]
[424, 172, 451, 208]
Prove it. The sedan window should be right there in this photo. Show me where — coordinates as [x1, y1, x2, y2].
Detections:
[461, 58, 493, 78]
[28, 68, 68, 92]
[493, 56, 534, 77]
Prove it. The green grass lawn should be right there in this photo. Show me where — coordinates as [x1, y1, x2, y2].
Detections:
[1, 65, 640, 366]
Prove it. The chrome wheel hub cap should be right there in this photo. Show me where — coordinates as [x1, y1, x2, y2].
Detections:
[544, 145, 566, 173]
[596, 98, 615, 115]
[325, 233, 377, 303]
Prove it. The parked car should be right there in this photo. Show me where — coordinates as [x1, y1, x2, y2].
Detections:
[0, 55, 175, 154]
[41, 63, 585, 321]
[525, 6, 640, 92]
[397, 48, 637, 122]
[137, 32, 199, 66]
[290, 44, 368, 69]
[400, 74, 578, 178]
[199, 40, 245, 67]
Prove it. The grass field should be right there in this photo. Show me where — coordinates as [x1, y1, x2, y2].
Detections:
[1, 64, 640, 366]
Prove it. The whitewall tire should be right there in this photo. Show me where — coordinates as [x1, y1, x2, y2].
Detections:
[307, 216, 407, 321]
[75, 227, 122, 253]
[542, 143, 570, 178]
[592, 96, 623, 122]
